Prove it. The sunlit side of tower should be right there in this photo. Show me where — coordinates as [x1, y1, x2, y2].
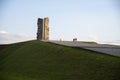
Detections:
[44, 17, 49, 40]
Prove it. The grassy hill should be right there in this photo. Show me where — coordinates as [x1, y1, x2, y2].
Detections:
[0, 40, 120, 80]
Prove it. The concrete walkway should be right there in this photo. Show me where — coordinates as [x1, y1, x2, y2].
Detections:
[46, 41, 120, 57]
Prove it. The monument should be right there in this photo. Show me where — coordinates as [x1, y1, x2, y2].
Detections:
[37, 17, 49, 40]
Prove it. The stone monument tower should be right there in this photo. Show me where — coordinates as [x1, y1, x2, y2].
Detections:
[37, 17, 49, 40]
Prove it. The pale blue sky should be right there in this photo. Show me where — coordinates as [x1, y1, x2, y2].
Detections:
[0, 0, 120, 44]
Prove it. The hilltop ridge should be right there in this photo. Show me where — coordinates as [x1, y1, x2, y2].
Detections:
[0, 40, 120, 80]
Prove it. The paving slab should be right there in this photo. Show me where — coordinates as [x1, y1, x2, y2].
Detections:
[46, 41, 120, 57]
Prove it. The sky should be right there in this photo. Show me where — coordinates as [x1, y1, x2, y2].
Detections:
[0, 0, 120, 45]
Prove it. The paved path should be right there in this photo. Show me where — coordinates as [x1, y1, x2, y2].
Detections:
[46, 41, 120, 57]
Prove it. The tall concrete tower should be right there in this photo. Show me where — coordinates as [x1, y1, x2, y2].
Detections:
[37, 17, 49, 40]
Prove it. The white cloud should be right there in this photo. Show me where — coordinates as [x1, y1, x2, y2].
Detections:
[75, 34, 99, 43]
[87, 34, 99, 42]
[0, 30, 8, 34]
[0, 31, 34, 44]
[102, 40, 120, 46]
[86, 35, 120, 45]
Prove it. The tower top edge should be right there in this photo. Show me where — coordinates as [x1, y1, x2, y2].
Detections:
[38, 18, 43, 20]
[44, 17, 49, 19]
[38, 17, 49, 19]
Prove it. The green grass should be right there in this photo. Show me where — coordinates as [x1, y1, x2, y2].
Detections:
[0, 40, 120, 80]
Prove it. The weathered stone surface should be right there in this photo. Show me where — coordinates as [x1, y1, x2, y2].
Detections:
[37, 17, 49, 40]
[37, 18, 43, 40]
[44, 17, 49, 40]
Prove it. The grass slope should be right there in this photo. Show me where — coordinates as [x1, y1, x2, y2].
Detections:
[0, 40, 120, 80]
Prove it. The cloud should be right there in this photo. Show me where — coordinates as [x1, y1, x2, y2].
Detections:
[87, 34, 99, 42]
[0, 31, 8, 34]
[103, 40, 120, 45]
[77, 34, 99, 43]
[87, 35, 120, 45]
[0, 30, 34, 44]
